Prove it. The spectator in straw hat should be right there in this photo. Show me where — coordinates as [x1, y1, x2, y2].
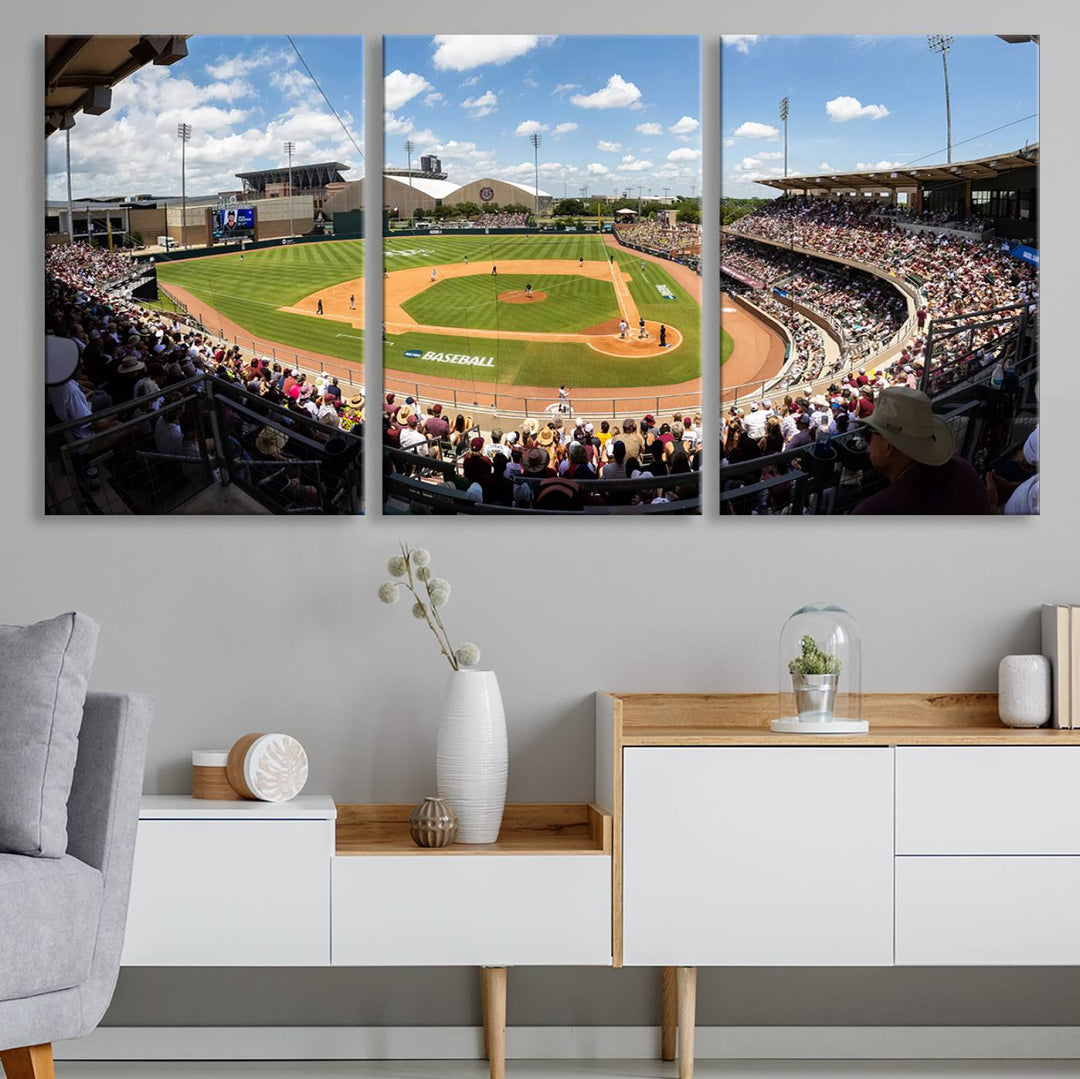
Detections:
[854, 387, 988, 515]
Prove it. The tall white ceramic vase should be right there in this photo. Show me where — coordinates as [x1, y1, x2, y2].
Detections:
[436, 669, 507, 844]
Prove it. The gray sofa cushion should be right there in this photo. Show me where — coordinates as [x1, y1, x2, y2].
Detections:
[0, 853, 103, 999]
[0, 613, 100, 857]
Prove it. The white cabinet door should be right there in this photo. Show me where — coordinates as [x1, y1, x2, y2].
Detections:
[896, 856, 1080, 964]
[622, 747, 894, 966]
[122, 820, 332, 966]
[332, 855, 611, 966]
[896, 747, 1080, 855]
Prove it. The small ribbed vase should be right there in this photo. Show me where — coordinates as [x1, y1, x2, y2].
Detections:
[436, 669, 507, 844]
[409, 796, 458, 848]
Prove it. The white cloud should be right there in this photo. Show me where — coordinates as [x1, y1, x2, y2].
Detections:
[462, 90, 498, 117]
[617, 156, 653, 172]
[424, 92, 444, 107]
[204, 50, 292, 80]
[826, 95, 890, 122]
[460, 75, 480, 87]
[739, 156, 761, 170]
[514, 119, 549, 136]
[732, 121, 779, 139]
[722, 36, 762, 54]
[586, 162, 610, 176]
[668, 147, 701, 162]
[384, 112, 414, 136]
[409, 129, 440, 147]
[819, 161, 833, 171]
[669, 115, 699, 135]
[724, 137, 736, 147]
[432, 35, 554, 72]
[855, 160, 905, 171]
[597, 140, 622, 152]
[635, 122, 662, 136]
[384, 70, 433, 112]
[571, 74, 642, 110]
[552, 82, 580, 95]
[554, 121, 578, 135]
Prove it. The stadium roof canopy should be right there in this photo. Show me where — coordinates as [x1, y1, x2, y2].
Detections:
[45, 36, 190, 136]
[756, 144, 1038, 194]
[236, 163, 350, 185]
[384, 175, 462, 200]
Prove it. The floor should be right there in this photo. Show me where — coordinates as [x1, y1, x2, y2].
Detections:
[54, 1062, 1080, 1079]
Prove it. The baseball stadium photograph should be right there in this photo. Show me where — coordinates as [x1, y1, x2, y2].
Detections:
[378, 35, 703, 514]
[720, 34, 1039, 516]
[45, 35, 365, 514]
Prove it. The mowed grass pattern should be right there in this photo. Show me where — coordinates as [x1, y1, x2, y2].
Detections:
[155, 240, 365, 365]
[384, 233, 700, 388]
[722, 326, 735, 363]
[402, 274, 619, 333]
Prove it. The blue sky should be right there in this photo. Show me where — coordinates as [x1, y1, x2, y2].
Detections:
[722, 35, 1039, 198]
[384, 36, 701, 198]
[46, 35, 363, 201]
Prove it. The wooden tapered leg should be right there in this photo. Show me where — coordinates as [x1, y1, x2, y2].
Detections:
[677, 966, 697, 1079]
[480, 966, 506, 1079]
[660, 966, 678, 1061]
[1, 1044, 56, 1079]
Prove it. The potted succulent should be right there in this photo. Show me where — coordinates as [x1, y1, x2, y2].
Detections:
[788, 634, 843, 721]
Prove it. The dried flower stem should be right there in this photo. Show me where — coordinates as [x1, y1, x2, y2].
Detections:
[400, 541, 459, 670]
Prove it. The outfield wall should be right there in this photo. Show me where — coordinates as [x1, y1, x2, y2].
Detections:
[133, 229, 363, 266]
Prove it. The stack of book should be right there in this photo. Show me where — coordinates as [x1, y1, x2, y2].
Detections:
[1041, 604, 1080, 728]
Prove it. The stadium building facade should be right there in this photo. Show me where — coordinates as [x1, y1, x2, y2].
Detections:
[324, 174, 553, 219]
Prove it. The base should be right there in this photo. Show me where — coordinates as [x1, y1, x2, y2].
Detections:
[771, 716, 870, 735]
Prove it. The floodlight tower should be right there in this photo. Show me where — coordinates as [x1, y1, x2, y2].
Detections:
[404, 139, 415, 188]
[176, 122, 191, 247]
[927, 35, 954, 163]
[283, 140, 295, 237]
[779, 96, 789, 179]
[530, 132, 542, 218]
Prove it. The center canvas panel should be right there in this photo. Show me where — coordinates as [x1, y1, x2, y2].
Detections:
[381, 35, 702, 514]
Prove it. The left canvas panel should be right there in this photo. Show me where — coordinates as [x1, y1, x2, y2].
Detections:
[45, 35, 365, 515]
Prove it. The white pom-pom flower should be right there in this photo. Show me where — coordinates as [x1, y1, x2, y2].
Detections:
[455, 643, 481, 668]
[416, 566, 432, 582]
[377, 582, 400, 604]
[427, 578, 452, 607]
[411, 601, 427, 620]
[410, 548, 431, 568]
[387, 556, 407, 578]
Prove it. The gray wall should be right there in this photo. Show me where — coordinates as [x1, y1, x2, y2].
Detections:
[22, 2, 1077, 1030]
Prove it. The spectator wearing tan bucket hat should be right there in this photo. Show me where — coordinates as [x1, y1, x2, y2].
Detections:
[854, 387, 988, 515]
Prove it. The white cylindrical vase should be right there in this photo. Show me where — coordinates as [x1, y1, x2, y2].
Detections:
[436, 669, 507, 844]
[998, 654, 1052, 728]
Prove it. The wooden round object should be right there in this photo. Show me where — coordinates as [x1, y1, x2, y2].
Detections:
[192, 750, 243, 800]
[225, 733, 265, 799]
[242, 734, 309, 802]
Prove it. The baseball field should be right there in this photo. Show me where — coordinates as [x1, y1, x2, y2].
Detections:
[155, 234, 700, 393]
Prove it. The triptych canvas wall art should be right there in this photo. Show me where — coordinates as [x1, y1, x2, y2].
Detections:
[44, 34, 1038, 517]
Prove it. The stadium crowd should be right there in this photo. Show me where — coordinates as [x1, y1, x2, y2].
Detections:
[383, 394, 702, 511]
[471, 211, 529, 228]
[45, 243, 364, 475]
[615, 220, 702, 258]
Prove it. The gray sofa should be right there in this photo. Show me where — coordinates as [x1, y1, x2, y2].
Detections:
[0, 692, 152, 1078]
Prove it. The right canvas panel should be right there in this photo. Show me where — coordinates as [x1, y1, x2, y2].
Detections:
[720, 35, 1039, 515]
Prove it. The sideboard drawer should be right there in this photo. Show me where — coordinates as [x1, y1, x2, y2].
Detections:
[332, 854, 611, 966]
[896, 747, 1080, 854]
[896, 856, 1080, 964]
[122, 819, 332, 966]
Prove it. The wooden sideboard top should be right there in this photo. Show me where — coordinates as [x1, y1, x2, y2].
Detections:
[335, 802, 612, 856]
[599, 692, 1080, 745]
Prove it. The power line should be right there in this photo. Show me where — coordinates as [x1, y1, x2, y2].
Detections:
[286, 36, 364, 162]
[897, 113, 1038, 171]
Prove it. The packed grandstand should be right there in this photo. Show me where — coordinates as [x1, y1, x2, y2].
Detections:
[45, 242, 363, 514]
[720, 192, 1039, 515]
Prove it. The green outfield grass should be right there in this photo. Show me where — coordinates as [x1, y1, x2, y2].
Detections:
[722, 327, 735, 363]
[402, 274, 619, 333]
[156, 240, 365, 365]
[384, 234, 701, 388]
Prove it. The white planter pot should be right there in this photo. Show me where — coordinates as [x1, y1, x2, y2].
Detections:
[998, 654, 1052, 728]
[436, 669, 508, 844]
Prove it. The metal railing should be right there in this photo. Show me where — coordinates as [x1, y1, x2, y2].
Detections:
[45, 374, 362, 515]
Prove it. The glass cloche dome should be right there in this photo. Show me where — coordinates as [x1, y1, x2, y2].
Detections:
[774, 603, 866, 734]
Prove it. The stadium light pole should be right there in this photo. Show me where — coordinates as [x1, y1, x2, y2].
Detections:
[177, 122, 191, 248]
[63, 117, 76, 243]
[530, 132, 542, 219]
[283, 140, 295, 238]
[779, 96, 793, 321]
[927, 36, 954, 164]
[779, 96, 789, 179]
[404, 139, 414, 188]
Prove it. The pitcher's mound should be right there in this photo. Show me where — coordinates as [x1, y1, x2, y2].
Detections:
[498, 290, 547, 304]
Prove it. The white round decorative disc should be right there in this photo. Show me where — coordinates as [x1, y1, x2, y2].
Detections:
[770, 717, 869, 735]
[243, 734, 309, 802]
